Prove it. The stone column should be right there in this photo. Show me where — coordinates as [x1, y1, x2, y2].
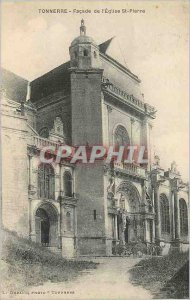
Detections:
[151, 186, 156, 243]
[27, 148, 37, 241]
[106, 104, 113, 150]
[144, 219, 148, 242]
[28, 154, 32, 239]
[130, 117, 135, 145]
[115, 214, 118, 240]
[174, 188, 180, 241]
[141, 117, 152, 171]
[152, 219, 155, 243]
[101, 97, 110, 147]
[74, 205, 78, 256]
[171, 190, 175, 240]
[153, 184, 161, 243]
[58, 164, 62, 249]
[117, 212, 125, 244]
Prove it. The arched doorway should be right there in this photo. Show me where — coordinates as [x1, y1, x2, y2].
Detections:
[36, 208, 50, 245]
[35, 203, 58, 247]
[116, 181, 140, 244]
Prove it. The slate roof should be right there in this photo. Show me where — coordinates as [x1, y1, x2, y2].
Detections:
[99, 37, 114, 54]
[1, 68, 28, 103]
[30, 61, 70, 102]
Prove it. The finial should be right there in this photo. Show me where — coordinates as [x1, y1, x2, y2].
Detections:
[80, 19, 86, 36]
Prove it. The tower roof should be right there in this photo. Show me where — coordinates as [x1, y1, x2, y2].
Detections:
[70, 19, 97, 47]
[99, 37, 115, 54]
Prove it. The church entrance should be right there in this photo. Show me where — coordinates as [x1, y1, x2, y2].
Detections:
[116, 181, 141, 245]
[35, 203, 58, 247]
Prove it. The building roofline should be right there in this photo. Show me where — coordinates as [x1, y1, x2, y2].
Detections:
[31, 41, 141, 85]
[31, 61, 70, 84]
[100, 52, 141, 83]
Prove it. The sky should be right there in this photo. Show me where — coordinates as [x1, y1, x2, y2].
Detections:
[1, 0, 189, 180]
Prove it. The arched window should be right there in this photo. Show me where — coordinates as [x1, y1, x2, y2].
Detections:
[39, 127, 49, 138]
[179, 199, 188, 235]
[64, 171, 72, 197]
[83, 49, 88, 56]
[160, 194, 170, 234]
[66, 211, 72, 231]
[114, 125, 130, 148]
[38, 164, 55, 199]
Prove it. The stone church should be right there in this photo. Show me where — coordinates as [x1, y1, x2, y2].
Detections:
[1, 20, 189, 257]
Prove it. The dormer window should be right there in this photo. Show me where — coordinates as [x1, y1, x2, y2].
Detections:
[94, 51, 97, 58]
[74, 51, 77, 58]
[83, 49, 88, 56]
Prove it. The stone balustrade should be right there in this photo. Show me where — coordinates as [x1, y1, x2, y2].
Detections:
[102, 76, 155, 114]
[33, 135, 61, 149]
[113, 161, 146, 178]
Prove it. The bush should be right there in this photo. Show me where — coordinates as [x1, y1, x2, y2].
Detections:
[132, 242, 147, 256]
[114, 241, 147, 257]
[147, 243, 162, 256]
[129, 250, 189, 298]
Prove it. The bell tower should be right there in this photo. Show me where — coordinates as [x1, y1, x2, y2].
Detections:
[70, 21, 106, 255]
[70, 19, 103, 146]
[69, 19, 100, 69]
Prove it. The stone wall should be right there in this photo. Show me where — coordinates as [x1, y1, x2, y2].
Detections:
[2, 98, 29, 236]
[71, 70, 103, 145]
[75, 164, 106, 255]
[100, 55, 143, 100]
[36, 92, 71, 143]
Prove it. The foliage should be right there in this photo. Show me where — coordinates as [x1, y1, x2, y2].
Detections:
[1, 228, 97, 290]
[129, 250, 189, 298]
[114, 241, 148, 257]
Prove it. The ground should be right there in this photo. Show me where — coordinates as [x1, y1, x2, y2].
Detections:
[1, 230, 189, 300]
[1, 251, 153, 300]
[26, 257, 152, 300]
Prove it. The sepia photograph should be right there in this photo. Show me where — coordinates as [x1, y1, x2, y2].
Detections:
[0, 1, 189, 299]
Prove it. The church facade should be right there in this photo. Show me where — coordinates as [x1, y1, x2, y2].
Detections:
[1, 20, 189, 257]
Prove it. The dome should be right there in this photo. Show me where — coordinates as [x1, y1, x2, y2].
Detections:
[70, 19, 97, 48]
[71, 35, 96, 47]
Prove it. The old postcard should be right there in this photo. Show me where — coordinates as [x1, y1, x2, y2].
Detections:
[1, 0, 189, 299]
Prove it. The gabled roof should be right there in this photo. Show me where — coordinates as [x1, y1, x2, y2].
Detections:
[99, 37, 115, 54]
[30, 61, 71, 102]
[99, 37, 140, 81]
